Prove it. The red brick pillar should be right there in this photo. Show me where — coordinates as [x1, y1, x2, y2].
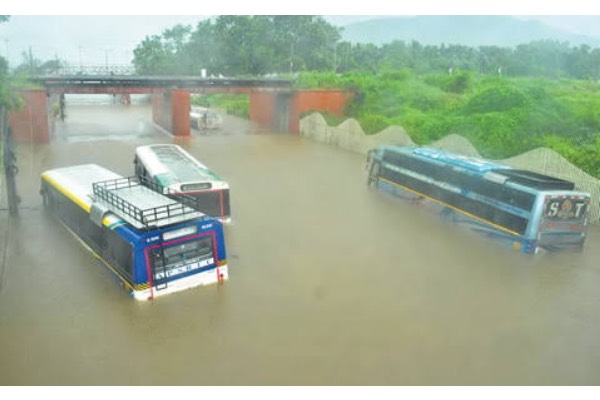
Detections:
[152, 92, 170, 131]
[249, 91, 277, 132]
[8, 90, 50, 143]
[152, 89, 190, 137]
[171, 89, 190, 137]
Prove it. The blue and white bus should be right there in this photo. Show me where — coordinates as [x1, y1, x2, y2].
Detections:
[366, 146, 591, 254]
[134, 144, 231, 224]
[40, 164, 228, 300]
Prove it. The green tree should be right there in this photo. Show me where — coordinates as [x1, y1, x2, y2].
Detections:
[511, 40, 571, 78]
[339, 43, 381, 73]
[13, 51, 66, 76]
[1, 16, 22, 111]
[132, 16, 342, 76]
[132, 35, 174, 75]
[0, 57, 13, 108]
[212, 15, 278, 75]
[184, 20, 220, 76]
[161, 24, 193, 74]
[477, 45, 513, 75]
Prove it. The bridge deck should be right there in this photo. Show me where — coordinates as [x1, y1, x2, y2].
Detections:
[33, 75, 294, 94]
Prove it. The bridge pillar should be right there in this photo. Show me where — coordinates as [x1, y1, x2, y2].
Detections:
[8, 90, 51, 143]
[152, 89, 190, 137]
[171, 89, 190, 137]
[249, 91, 278, 132]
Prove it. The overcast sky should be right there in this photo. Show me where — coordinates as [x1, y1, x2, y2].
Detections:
[0, 16, 207, 66]
[2, 2, 600, 67]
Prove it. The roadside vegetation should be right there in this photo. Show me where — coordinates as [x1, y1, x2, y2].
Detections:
[191, 70, 600, 178]
[191, 94, 249, 118]
[1, 16, 23, 166]
[130, 16, 600, 177]
[295, 71, 600, 177]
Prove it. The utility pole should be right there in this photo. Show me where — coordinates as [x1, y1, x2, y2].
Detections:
[290, 41, 294, 74]
[333, 40, 337, 73]
[3, 39, 8, 68]
[28, 46, 33, 74]
[1, 107, 19, 217]
[332, 36, 340, 74]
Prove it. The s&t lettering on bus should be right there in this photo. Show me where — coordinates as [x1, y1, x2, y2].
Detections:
[545, 198, 587, 220]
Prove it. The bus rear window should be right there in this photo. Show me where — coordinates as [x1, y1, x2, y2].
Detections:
[151, 236, 214, 280]
[181, 183, 212, 191]
[544, 197, 589, 220]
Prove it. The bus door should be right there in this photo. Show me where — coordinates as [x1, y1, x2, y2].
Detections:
[149, 236, 169, 291]
[538, 194, 590, 250]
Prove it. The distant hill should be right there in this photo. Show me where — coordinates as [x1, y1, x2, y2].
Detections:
[340, 16, 600, 47]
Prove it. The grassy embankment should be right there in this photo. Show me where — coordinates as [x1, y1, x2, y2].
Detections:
[193, 71, 600, 178]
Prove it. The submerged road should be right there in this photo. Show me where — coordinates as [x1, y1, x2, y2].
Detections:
[1, 99, 599, 385]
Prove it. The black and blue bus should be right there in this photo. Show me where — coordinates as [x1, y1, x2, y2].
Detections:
[366, 146, 591, 254]
[40, 164, 228, 300]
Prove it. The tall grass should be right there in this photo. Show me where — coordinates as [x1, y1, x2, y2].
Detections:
[296, 71, 600, 177]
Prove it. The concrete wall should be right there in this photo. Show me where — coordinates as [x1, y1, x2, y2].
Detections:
[300, 112, 600, 224]
[248, 89, 351, 134]
[9, 90, 50, 143]
[289, 90, 351, 134]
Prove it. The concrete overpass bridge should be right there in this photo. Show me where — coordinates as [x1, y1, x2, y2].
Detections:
[34, 74, 294, 94]
[9, 75, 352, 143]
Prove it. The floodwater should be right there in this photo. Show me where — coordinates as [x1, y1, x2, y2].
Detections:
[1, 98, 600, 385]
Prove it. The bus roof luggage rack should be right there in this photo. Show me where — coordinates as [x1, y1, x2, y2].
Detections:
[92, 176, 204, 229]
[137, 174, 209, 214]
[492, 169, 575, 191]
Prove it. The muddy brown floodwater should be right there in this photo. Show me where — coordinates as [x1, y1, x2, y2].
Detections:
[1, 100, 599, 385]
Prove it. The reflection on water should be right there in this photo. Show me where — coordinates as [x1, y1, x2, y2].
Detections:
[0, 104, 599, 385]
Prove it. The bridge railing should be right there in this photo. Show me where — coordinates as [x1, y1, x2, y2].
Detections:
[50, 64, 136, 76]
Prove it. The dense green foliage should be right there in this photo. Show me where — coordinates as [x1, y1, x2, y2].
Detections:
[191, 94, 249, 118]
[1, 16, 10, 164]
[296, 71, 600, 177]
[133, 16, 340, 76]
[0, 17, 18, 110]
[0, 17, 27, 112]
